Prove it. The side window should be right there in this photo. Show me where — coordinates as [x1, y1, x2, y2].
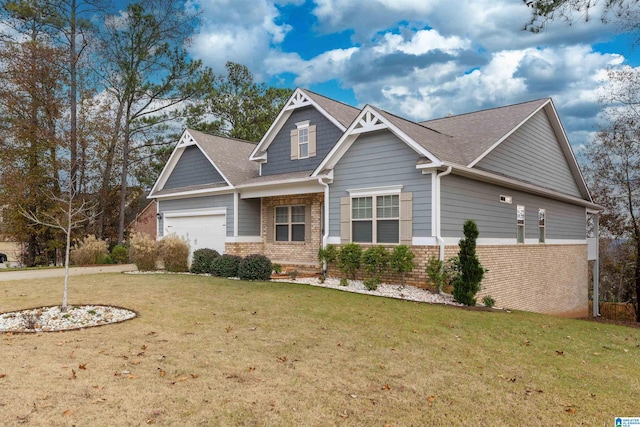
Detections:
[538, 209, 546, 243]
[516, 205, 525, 243]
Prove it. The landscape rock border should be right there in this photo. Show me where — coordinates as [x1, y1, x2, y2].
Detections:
[0, 304, 138, 334]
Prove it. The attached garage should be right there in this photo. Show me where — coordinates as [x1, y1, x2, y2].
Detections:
[163, 208, 227, 256]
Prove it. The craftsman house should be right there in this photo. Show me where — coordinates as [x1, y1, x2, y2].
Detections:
[149, 88, 599, 317]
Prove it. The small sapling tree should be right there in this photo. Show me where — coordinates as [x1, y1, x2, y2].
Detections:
[362, 246, 390, 290]
[338, 243, 362, 280]
[390, 245, 416, 287]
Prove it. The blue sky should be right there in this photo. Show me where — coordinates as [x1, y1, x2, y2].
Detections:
[185, 0, 638, 151]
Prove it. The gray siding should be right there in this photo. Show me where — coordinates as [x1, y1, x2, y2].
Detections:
[328, 130, 432, 238]
[441, 174, 586, 240]
[238, 198, 261, 236]
[262, 106, 343, 175]
[164, 146, 226, 189]
[475, 110, 582, 198]
[158, 194, 234, 238]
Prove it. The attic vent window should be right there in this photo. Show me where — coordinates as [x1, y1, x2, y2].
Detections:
[500, 195, 512, 204]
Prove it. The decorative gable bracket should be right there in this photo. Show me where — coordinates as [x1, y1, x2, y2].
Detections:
[352, 111, 387, 134]
[285, 91, 312, 111]
[177, 131, 196, 148]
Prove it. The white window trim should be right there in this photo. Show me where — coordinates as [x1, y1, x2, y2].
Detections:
[350, 194, 400, 244]
[296, 120, 310, 160]
[275, 205, 305, 242]
[347, 185, 403, 198]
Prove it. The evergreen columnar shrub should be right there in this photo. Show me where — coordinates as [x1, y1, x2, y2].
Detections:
[389, 245, 416, 287]
[111, 245, 129, 264]
[338, 243, 362, 279]
[129, 232, 158, 271]
[159, 234, 190, 272]
[318, 244, 338, 275]
[362, 246, 390, 288]
[70, 235, 108, 266]
[212, 254, 242, 277]
[452, 220, 486, 306]
[238, 254, 273, 281]
[190, 248, 220, 274]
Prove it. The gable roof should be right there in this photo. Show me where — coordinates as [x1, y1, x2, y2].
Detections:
[314, 96, 593, 203]
[148, 129, 258, 198]
[303, 89, 360, 129]
[187, 129, 258, 185]
[249, 88, 360, 161]
[421, 98, 549, 166]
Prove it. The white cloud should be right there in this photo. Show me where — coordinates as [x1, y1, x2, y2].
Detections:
[184, 0, 635, 149]
[374, 29, 470, 56]
[189, 0, 297, 74]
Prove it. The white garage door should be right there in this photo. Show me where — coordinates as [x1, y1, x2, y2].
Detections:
[164, 212, 226, 257]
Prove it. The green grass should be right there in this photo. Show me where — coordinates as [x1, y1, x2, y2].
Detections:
[0, 273, 638, 426]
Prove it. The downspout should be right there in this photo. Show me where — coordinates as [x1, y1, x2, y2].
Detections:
[593, 213, 600, 317]
[435, 166, 452, 261]
[318, 177, 330, 273]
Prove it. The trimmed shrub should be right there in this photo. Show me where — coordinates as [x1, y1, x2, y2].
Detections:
[318, 244, 338, 275]
[452, 220, 486, 306]
[338, 243, 362, 279]
[70, 235, 108, 266]
[129, 232, 158, 271]
[362, 246, 389, 287]
[389, 245, 415, 287]
[482, 295, 496, 308]
[97, 253, 113, 265]
[238, 254, 272, 281]
[111, 245, 128, 264]
[190, 248, 220, 274]
[212, 254, 242, 278]
[159, 234, 190, 272]
[426, 256, 448, 293]
[363, 277, 379, 291]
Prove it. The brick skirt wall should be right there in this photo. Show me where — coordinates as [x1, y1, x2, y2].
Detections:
[326, 243, 588, 318]
[474, 244, 588, 317]
[226, 209, 588, 317]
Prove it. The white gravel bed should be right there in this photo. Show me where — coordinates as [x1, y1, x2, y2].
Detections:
[0, 305, 137, 333]
[273, 276, 462, 306]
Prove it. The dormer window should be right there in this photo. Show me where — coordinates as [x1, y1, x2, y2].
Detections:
[290, 120, 316, 160]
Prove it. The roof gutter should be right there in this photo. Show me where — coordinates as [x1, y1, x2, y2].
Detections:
[435, 166, 453, 261]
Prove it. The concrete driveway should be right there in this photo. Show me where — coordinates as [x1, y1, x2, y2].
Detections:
[0, 264, 138, 281]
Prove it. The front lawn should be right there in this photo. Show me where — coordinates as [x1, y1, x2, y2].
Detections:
[0, 273, 638, 425]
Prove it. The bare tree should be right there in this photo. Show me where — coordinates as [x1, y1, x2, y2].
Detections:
[585, 68, 640, 322]
[20, 179, 97, 311]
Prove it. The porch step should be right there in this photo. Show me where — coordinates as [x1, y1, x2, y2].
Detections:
[273, 261, 321, 277]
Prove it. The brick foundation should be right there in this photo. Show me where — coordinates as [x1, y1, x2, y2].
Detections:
[226, 209, 589, 317]
[327, 243, 588, 318]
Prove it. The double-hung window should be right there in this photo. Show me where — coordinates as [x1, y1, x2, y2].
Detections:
[275, 205, 305, 242]
[298, 126, 309, 158]
[351, 194, 399, 244]
[516, 205, 525, 243]
[538, 209, 546, 243]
